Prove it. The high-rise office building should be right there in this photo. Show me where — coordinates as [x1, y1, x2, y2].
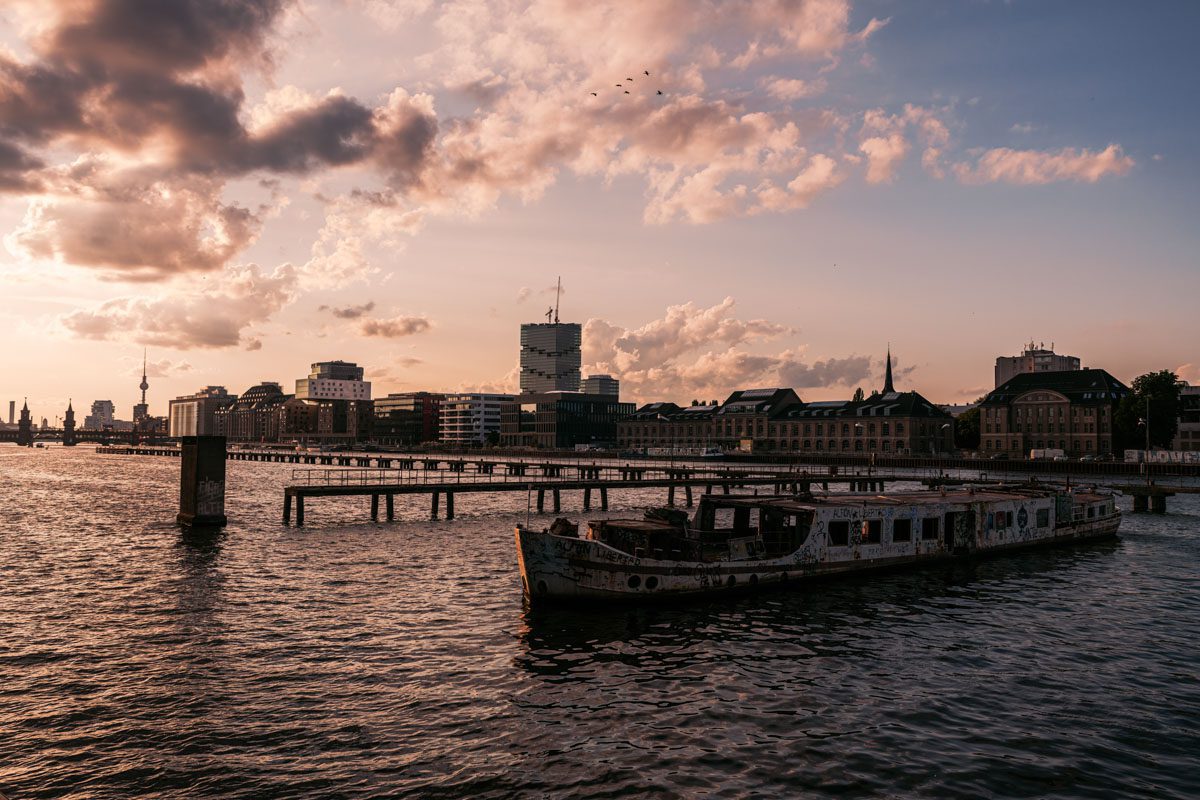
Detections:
[520, 323, 581, 393]
[295, 360, 371, 401]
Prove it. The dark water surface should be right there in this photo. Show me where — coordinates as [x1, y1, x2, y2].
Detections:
[2, 447, 1198, 798]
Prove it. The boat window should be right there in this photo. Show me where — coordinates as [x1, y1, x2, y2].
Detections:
[828, 520, 850, 546]
[1087, 506, 1095, 519]
[921, 517, 939, 540]
[1037, 508, 1050, 528]
[892, 518, 912, 542]
[864, 519, 882, 544]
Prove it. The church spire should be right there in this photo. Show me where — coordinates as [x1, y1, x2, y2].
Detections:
[883, 345, 895, 394]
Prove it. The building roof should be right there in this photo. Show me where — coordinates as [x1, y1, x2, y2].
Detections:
[778, 390, 951, 420]
[715, 388, 801, 416]
[982, 369, 1129, 407]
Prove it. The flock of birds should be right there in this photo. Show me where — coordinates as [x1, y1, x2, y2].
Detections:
[590, 69, 663, 97]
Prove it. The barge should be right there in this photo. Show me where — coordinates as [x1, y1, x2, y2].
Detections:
[515, 487, 1121, 602]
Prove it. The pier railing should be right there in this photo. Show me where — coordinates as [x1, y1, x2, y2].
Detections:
[287, 465, 818, 488]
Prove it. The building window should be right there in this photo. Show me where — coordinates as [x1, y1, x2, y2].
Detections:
[921, 517, 939, 540]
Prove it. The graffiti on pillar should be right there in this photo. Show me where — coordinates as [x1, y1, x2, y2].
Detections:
[197, 479, 225, 516]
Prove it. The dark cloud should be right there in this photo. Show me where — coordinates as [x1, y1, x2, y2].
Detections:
[360, 315, 432, 338]
[52, 0, 287, 75]
[777, 355, 873, 389]
[0, 139, 43, 191]
[318, 301, 376, 319]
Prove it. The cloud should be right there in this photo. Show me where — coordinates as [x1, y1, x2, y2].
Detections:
[127, 358, 194, 378]
[60, 262, 298, 348]
[360, 314, 433, 337]
[763, 77, 827, 101]
[6, 166, 264, 281]
[859, 134, 909, 183]
[777, 354, 873, 388]
[954, 144, 1134, 185]
[319, 301, 376, 319]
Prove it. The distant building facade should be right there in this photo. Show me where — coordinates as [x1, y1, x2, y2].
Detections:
[295, 360, 372, 401]
[618, 352, 954, 454]
[995, 342, 1081, 388]
[214, 382, 287, 442]
[617, 402, 718, 451]
[1172, 384, 1200, 452]
[500, 392, 635, 449]
[84, 400, 116, 430]
[440, 393, 514, 445]
[581, 374, 620, 398]
[374, 392, 444, 445]
[978, 369, 1129, 457]
[519, 322, 581, 393]
[168, 386, 236, 437]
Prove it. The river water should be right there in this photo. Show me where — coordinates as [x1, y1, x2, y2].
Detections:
[1, 446, 1198, 799]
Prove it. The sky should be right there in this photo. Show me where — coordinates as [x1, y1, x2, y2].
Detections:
[2, 0, 1197, 423]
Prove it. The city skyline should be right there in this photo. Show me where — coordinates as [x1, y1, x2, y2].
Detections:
[2, 2, 1197, 414]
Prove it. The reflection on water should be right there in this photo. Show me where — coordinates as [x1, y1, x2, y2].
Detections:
[0, 447, 1197, 799]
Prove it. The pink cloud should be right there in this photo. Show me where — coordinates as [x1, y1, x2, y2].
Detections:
[954, 144, 1134, 185]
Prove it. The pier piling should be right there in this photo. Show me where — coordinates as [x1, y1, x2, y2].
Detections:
[177, 435, 227, 527]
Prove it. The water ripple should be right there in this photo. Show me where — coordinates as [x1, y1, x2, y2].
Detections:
[1, 447, 1198, 798]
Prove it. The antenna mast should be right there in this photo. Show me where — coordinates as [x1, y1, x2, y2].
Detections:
[554, 276, 561, 323]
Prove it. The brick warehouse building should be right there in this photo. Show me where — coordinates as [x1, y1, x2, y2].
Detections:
[978, 369, 1129, 458]
[617, 351, 953, 455]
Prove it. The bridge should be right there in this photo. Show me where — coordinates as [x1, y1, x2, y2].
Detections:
[0, 429, 163, 444]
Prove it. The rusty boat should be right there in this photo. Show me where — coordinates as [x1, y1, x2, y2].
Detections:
[515, 487, 1121, 602]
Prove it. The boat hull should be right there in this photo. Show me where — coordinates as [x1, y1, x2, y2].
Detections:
[516, 515, 1121, 603]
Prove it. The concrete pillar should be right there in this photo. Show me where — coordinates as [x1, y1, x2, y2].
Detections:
[446, 492, 455, 520]
[386, 494, 395, 521]
[1133, 495, 1148, 513]
[553, 489, 561, 513]
[668, 485, 676, 506]
[283, 492, 292, 524]
[537, 489, 545, 513]
[584, 487, 592, 510]
[296, 495, 305, 526]
[1151, 495, 1167, 514]
[431, 491, 440, 520]
[686, 485, 693, 507]
[601, 487, 608, 510]
[177, 435, 227, 527]
[371, 494, 379, 521]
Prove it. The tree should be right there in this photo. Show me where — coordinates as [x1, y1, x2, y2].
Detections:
[1114, 370, 1182, 451]
[954, 406, 981, 451]
[852, 387, 865, 402]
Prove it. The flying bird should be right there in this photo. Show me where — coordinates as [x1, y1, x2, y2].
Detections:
[590, 92, 597, 96]
[626, 76, 634, 81]
[644, 70, 650, 76]
[615, 84, 623, 87]
[656, 90, 663, 95]
[624, 90, 630, 94]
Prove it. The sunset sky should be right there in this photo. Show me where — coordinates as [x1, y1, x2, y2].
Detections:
[2, 1, 1197, 421]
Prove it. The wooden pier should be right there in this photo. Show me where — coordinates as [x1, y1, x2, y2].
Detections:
[281, 466, 906, 525]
